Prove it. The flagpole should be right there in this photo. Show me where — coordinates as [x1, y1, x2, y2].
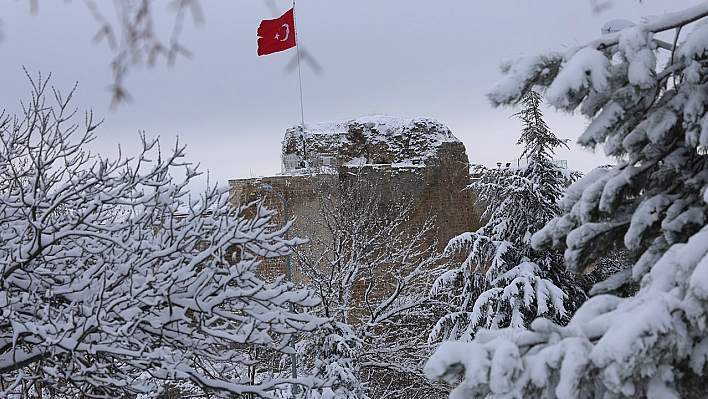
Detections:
[293, 0, 306, 130]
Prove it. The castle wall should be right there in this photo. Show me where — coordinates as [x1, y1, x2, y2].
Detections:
[229, 141, 484, 281]
[229, 174, 335, 280]
[337, 141, 482, 249]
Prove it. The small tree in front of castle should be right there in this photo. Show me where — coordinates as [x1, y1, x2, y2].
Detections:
[294, 173, 448, 399]
[430, 91, 585, 342]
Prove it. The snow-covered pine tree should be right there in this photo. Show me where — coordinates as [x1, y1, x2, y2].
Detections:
[0, 72, 326, 398]
[430, 91, 584, 343]
[426, 3, 708, 398]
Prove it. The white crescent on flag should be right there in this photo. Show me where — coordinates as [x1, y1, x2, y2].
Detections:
[279, 24, 290, 41]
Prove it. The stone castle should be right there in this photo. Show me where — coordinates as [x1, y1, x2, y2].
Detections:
[229, 115, 482, 278]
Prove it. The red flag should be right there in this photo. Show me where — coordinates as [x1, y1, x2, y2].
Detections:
[257, 8, 296, 56]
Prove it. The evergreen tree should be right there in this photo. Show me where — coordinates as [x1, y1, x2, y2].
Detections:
[431, 91, 584, 342]
[426, 4, 708, 398]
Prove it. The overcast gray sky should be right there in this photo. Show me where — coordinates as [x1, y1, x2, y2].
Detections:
[0, 0, 699, 189]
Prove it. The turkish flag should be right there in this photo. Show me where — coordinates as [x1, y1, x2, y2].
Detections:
[257, 8, 296, 56]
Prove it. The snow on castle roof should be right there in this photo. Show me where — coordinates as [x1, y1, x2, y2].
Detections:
[282, 115, 461, 171]
[299, 115, 458, 142]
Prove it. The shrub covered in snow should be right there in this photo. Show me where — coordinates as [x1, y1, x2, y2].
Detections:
[300, 322, 369, 399]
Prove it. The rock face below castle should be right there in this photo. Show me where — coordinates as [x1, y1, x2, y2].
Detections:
[281, 116, 462, 172]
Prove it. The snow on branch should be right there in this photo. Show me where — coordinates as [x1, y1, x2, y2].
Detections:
[0, 72, 326, 398]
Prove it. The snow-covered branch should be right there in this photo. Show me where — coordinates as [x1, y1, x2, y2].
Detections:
[0, 72, 325, 398]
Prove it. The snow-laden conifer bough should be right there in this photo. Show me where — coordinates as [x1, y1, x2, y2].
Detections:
[0, 71, 327, 398]
[426, 2, 708, 398]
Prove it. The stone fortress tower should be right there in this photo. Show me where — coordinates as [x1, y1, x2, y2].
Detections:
[229, 115, 483, 277]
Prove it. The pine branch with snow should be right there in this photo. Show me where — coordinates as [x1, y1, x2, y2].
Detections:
[427, 3, 708, 398]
